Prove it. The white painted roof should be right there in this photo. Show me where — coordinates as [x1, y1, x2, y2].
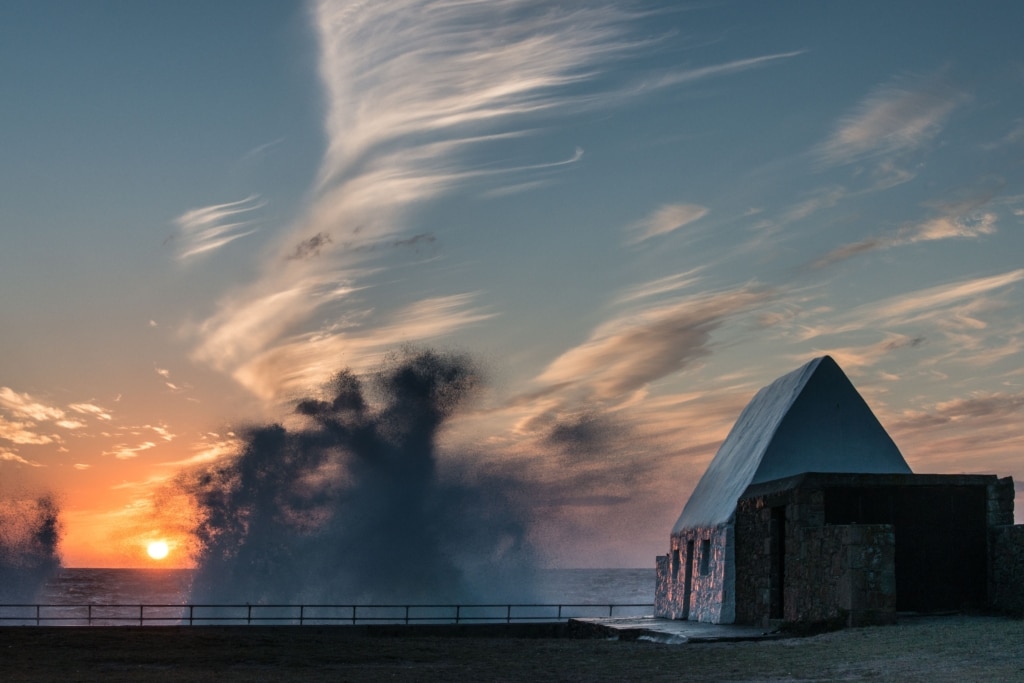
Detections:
[672, 356, 911, 531]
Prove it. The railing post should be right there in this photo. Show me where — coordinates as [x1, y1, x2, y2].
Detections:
[36, 604, 40, 627]
[299, 605, 304, 626]
[557, 605, 562, 620]
[506, 605, 511, 624]
[88, 604, 92, 626]
[352, 605, 356, 625]
[455, 605, 460, 624]
[140, 605, 144, 626]
[189, 605, 194, 626]
[609, 604, 613, 617]
[247, 604, 252, 625]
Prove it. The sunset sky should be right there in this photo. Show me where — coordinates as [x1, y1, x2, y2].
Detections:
[2, 1, 1022, 568]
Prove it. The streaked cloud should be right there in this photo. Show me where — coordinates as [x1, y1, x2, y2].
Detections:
[1, 449, 42, 467]
[0, 416, 54, 445]
[817, 74, 965, 165]
[649, 50, 805, 89]
[800, 334, 927, 374]
[798, 269, 1024, 343]
[173, 194, 262, 260]
[626, 204, 708, 244]
[69, 402, 113, 421]
[105, 441, 158, 460]
[615, 268, 706, 304]
[189, 1, 649, 400]
[0, 387, 65, 421]
[231, 293, 494, 400]
[159, 435, 241, 468]
[781, 186, 847, 224]
[536, 285, 770, 402]
[241, 137, 285, 161]
[154, 368, 182, 392]
[314, 1, 636, 189]
[146, 424, 175, 442]
[890, 391, 1024, 472]
[811, 202, 999, 269]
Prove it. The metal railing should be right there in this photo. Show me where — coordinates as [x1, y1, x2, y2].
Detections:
[0, 602, 653, 627]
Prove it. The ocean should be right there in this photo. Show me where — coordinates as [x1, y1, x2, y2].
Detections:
[10, 567, 655, 626]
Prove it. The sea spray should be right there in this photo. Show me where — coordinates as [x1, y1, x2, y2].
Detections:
[0, 494, 62, 602]
[181, 349, 537, 605]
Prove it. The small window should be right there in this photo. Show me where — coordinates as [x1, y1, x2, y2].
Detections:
[699, 539, 711, 576]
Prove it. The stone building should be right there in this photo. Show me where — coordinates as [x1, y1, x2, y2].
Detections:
[655, 355, 1024, 627]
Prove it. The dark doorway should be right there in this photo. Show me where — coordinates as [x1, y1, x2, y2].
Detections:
[769, 506, 786, 619]
[683, 540, 694, 619]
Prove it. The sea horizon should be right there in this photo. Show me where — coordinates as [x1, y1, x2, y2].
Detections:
[36, 566, 655, 609]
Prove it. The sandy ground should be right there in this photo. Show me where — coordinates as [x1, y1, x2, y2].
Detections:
[1, 614, 1022, 682]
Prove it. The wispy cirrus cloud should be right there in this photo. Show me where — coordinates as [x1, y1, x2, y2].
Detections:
[231, 293, 494, 399]
[817, 73, 966, 166]
[173, 194, 263, 260]
[105, 441, 158, 460]
[647, 50, 805, 89]
[0, 389, 116, 451]
[535, 285, 771, 402]
[314, 1, 636, 190]
[0, 415, 54, 446]
[811, 197, 999, 269]
[615, 268, 706, 304]
[626, 204, 709, 244]
[189, 1, 653, 400]
[0, 387, 65, 421]
[1, 449, 42, 467]
[797, 269, 1024, 343]
[69, 402, 113, 421]
[186, 4, 803, 406]
[889, 391, 1024, 473]
[796, 334, 927, 374]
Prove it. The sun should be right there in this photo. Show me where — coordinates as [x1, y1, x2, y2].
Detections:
[146, 541, 169, 560]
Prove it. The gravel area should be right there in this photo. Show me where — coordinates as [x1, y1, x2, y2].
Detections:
[1, 614, 1022, 681]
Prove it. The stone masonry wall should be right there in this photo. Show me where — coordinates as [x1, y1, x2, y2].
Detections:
[734, 499, 771, 625]
[987, 476, 1016, 526]
[735, 485, 895, 627]
[789, 524, 896, 627]
[656, 525, 734, 623]
[990, 524, 1024, 616]
[654, 555, 671, 618]
[734, 486, 826, 626]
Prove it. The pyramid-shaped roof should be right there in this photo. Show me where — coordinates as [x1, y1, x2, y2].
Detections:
[673, 355, 911, 531]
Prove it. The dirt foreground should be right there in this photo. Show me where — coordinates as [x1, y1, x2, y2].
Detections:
[1, 614, 1022, 682]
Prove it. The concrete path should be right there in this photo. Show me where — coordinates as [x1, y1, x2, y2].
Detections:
[568, 616, 784, 644]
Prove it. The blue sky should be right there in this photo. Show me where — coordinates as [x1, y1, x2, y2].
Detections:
[2, 1, 1023, 567]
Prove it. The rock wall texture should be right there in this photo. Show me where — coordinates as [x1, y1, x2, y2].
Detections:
[989, 524, 1024, 616]
[655, 525, 734, 623]
[987, 476, 1016, 526]
[788, 524, 896, 627]
[734, 489, 894, 627]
